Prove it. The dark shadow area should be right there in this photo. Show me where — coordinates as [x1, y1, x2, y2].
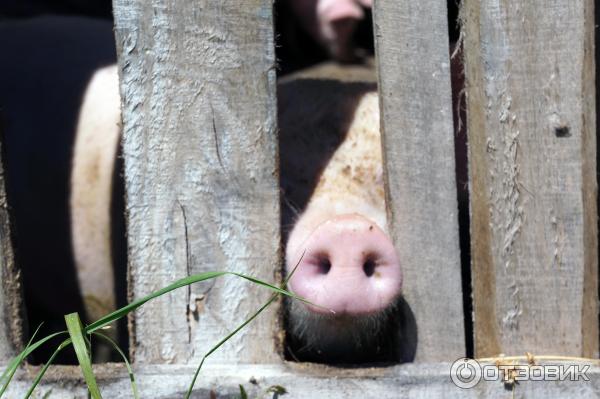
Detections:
[395, 297, 418, 363]
[451, 44, 473, 360]
[111, 140, 129, 360]
[285, 296, 417, 365]
[0, 15, 120, 364]
[0, 0, 112, 20]
[448, 0, 462, 43]
[450, 1, 473, 359]
[275, 0, 331, 76]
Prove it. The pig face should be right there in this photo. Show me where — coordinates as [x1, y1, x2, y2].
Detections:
[287, 0, 373, 61]
[279, 78, 404, 363]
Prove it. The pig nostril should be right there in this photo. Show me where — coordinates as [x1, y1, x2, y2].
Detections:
[317, 256, 332, 274]
[363, 258, 376, 277]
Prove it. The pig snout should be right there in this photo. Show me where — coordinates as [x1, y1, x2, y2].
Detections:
[289, 0, 373, 61]
[287, 213, 401, 316]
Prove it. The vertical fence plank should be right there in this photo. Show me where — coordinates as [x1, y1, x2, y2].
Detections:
[374, 1, 466, 361]
[0, 146, 22, 361]
[463, 0, 598, 357]
[113, 1, 279, 364]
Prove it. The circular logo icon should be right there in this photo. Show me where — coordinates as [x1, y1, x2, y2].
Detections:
[450, 358, 482, 388]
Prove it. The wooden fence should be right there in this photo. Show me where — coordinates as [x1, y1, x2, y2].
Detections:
[1, 0, 599, 397]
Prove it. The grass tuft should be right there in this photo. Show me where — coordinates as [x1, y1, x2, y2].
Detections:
[65, 313, 102, 399]
[1, 263, 311, 398]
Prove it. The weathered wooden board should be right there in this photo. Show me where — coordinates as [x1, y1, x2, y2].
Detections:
[462, 0, 598, 357]
[4, 362, 600, 398]
[112, 1, 280, 364]
[0, 142, 22, 361]
[373, 1, 466, 361]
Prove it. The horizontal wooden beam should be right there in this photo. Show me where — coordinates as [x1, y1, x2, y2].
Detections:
[4, 362, 600, 398]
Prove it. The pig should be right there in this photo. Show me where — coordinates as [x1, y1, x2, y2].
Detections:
[285, 0, 373, 61]
[278, 75, 405, 363]
[279, 49, 468, 363]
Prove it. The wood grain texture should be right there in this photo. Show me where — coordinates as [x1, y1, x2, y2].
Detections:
[4, 362, 600, 398]
[0, 142, 22, 361]
[373, 0, 466, 361]
[112, 0, 280, 364]
[462, 0, 598, 357]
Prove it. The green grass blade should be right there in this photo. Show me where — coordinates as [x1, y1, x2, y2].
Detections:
[92, 332, 139, 399]
[0, 328, 67, 398]
[65, 313, 102, 399]
[1, 259, 314, 397]
[229, 272, 319, 307]
[86, 271, 227, 333]
[185, 256, 309, 398]
[282, 250, 304, 287]
[0, 323, 43, 392]
[86, 270, 324, 335]
[238, 384, 248, 399]
[185, 294, 278, 399]
[24, 338, 72, 399]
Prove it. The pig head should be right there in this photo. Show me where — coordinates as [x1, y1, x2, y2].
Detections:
[287, 0, 373, 61]
[279, 76, 407, 363]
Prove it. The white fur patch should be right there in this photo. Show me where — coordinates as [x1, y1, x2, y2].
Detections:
[286, 91, 386, 263]
[70, 64, 121, 322]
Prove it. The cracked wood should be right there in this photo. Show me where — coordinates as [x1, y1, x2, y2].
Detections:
[113, 0, 280, 364]
[462, 0, 598, 357]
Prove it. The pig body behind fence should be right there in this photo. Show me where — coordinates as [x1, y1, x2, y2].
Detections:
[0, 16, 407, 364]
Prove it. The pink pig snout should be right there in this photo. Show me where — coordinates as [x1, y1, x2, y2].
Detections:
[289, 0, 373, 60]
[317, 0, 365, 23]
[289, 214, 402, 316]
